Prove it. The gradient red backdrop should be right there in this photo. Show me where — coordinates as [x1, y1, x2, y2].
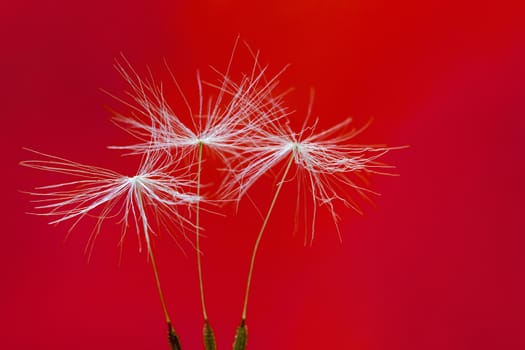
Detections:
[2, 1, 524, 349]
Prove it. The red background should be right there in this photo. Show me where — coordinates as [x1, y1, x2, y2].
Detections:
[2, 1, 525, 349]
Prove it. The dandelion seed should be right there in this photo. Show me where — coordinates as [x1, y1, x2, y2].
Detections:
[21, 148, 199, 349]
[105, 44, 290, 346]
[234, 104, 401, 336]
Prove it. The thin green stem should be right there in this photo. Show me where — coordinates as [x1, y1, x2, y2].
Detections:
[149, 247, 171, 324]
[241, 151, 295, 320]
[196, 142, 209, 321]
[149, 248, 182, 349]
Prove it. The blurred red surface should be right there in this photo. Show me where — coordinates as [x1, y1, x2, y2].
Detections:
[2, 1, 524, 349]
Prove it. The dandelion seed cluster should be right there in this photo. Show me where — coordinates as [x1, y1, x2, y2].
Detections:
[22, 41, 400, 349]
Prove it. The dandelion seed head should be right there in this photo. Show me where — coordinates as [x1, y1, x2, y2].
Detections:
[21, 149, 200, 257]
[230, 113, 398, 243]
[107, 48, 291, 180]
